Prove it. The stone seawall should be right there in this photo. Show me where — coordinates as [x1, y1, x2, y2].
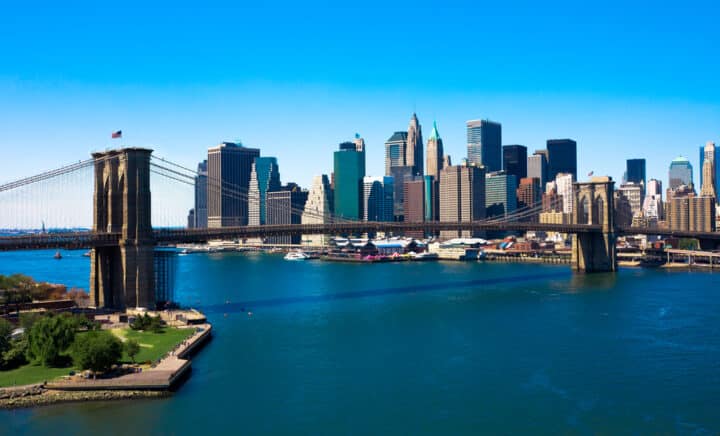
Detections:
[0, 388, 170, 409]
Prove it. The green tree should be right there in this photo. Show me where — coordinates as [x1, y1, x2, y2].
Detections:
[71, 331, 123, 373]
[125, 339, 140, 363]
[2, 336, 28, 369]
[0, 317, 12, 355]
[26, 314, 76, 367]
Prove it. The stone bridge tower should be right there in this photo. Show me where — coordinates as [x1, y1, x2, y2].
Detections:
[571, 176, 617, 273]
[90, 148, 155, 309]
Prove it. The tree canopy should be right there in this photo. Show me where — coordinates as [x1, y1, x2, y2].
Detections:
[72, 330, 123, 373]
[26, 313, 76, 367]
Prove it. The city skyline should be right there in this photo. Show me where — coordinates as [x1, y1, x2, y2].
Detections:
[1, 2, 719, 198]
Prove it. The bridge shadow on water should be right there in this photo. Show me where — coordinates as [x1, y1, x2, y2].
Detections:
[198, 271, 572, 314]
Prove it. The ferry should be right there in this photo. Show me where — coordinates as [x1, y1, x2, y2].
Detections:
[284, 251, 311, 261]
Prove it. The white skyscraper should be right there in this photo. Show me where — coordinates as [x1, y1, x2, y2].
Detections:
[301, 175, 333, 246]
[555, 173, 574, 214]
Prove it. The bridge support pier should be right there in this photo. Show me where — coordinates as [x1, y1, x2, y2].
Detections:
[571, 177, 617, 273]
[90, 148, 155, 309]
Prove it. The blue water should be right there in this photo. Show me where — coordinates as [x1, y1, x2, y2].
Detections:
[2, 250, 720, 434]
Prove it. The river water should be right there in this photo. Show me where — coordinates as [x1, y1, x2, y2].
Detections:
[1, 250, 720, 434]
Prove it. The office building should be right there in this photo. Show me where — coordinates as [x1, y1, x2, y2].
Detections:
[389, 166, 415, 221]
[547, 139, 577, 180]
[642, 179, 663, 221]
[187, 209, 195, 229]
[406, 113, 424, 176]
[404, 178, 426, 238]
[626, 159, 646, 186]
[668, 194, 716, 233]
[266, 185, 308, 245]
[467, 119, 502, 171]
[301, 175, 333, 247]
[542, 181, 562, 213]
[700, 141, 716, 199]
[363, 176, 394, 222]
[193, 160, 208, 228]
[503, 145, 527, 181]
[333, 137, 366, 220]
[615, 183, 643, 227]
[424, 175, 439, 222]
[439, 163, 486, 239]
[516, 177, 541, 221]
[699, 142, 720, 201]
[555, 173, 574, 214]
[248, 157, 281, 225]
[527, 152, 547, 186]
[668, 156, 693, 189]
[425, 121, 444, 180]
[207, 142, 260, 228]
[384, 131, 407, 176]
[485, 171, 518, 218]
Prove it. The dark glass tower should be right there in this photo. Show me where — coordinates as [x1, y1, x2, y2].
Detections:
[626, 158, 646, 186]
[502, 145, 527, 181]
[467, 119, 502, 171]
[546, 139, 577, 181]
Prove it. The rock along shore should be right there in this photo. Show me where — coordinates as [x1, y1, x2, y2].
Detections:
[0, 387, 170, 409]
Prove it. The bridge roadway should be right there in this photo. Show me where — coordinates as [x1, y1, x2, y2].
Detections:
[0, 223, 718, 251]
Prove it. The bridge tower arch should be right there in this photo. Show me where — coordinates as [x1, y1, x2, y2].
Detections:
[90, 148, 155, 309]
[571, 177, 617, 273]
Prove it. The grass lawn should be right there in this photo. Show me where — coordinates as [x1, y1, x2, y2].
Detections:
[112, 327, 195, 364]
[0, 364, 75, 388]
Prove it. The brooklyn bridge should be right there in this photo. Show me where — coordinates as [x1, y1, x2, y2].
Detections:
[1, 148, 718, 310]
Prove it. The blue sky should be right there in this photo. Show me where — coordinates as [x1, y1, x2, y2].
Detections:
[1, 1, 719, 226]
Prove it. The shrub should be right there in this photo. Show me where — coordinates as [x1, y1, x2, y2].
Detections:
[125, 339, 140, 363]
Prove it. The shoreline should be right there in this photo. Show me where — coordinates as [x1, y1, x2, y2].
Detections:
[0, 322, 212, 410]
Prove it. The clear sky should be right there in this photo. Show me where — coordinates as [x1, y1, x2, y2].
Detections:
[1, 1, 719, 226]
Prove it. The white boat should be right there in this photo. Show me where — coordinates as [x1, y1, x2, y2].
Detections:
[284, 251, 310, 261]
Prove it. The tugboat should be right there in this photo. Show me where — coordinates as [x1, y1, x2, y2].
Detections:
[53, 251, 62, 260]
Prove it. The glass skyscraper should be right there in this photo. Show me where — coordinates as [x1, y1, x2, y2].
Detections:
[546, 139, 577, 181]
[333, 140, 366, 220]
[527, 153, 547, 187]
[626, 158, 646, 186]
[668, 156, 693, 189]
[502, 145, 527, 181]
[485, 171, 518, 218]
[384, 131, 407, 176]
[248, 157, 281, 225]
[467, 119, 502, 171]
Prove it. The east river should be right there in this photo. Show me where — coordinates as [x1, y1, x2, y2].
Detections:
[1, 249, 720, 434]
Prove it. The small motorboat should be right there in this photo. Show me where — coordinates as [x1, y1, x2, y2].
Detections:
[82, 251, 91, 257]
[53, 251, 62, 260]
[284, 251, 310, 261]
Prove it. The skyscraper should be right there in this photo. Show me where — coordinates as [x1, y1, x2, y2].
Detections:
[668, 156, 693, 189]
[516, 177, 541, 221]
[425, 121, 444, 180]
[485, 171, 518, 218]
[404, 178, 426, 239]
[389, 166, 415, 221]
[406, 113, 424, 176]
[527, 152, 547, 186]
[555, 173, 574, 214]
[301, 175, 334, 246]
[699, 142, 720, 200]
[266, 185, 308, 245]
[502, 145, 527, 181]
[424, 175, 439, 222]
[384, 131, 407, 176]
[626, 159, 646, 186]
[207, 142, 260, 228]
[642, 179, 663, 222]
[546, 139, 577, 181]
[467, 119, 502, 171]
[363, 176, 394, 222]
[333, 138, 366, 220]
[248, 157, 281, 225]
[700, 141, 716, 199]
[439, 163, 486, 239]
[193, 160, 208, 228]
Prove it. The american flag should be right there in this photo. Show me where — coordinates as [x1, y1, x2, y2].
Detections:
[588, 171, 594, 177]
[111, 130, 122, 139]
